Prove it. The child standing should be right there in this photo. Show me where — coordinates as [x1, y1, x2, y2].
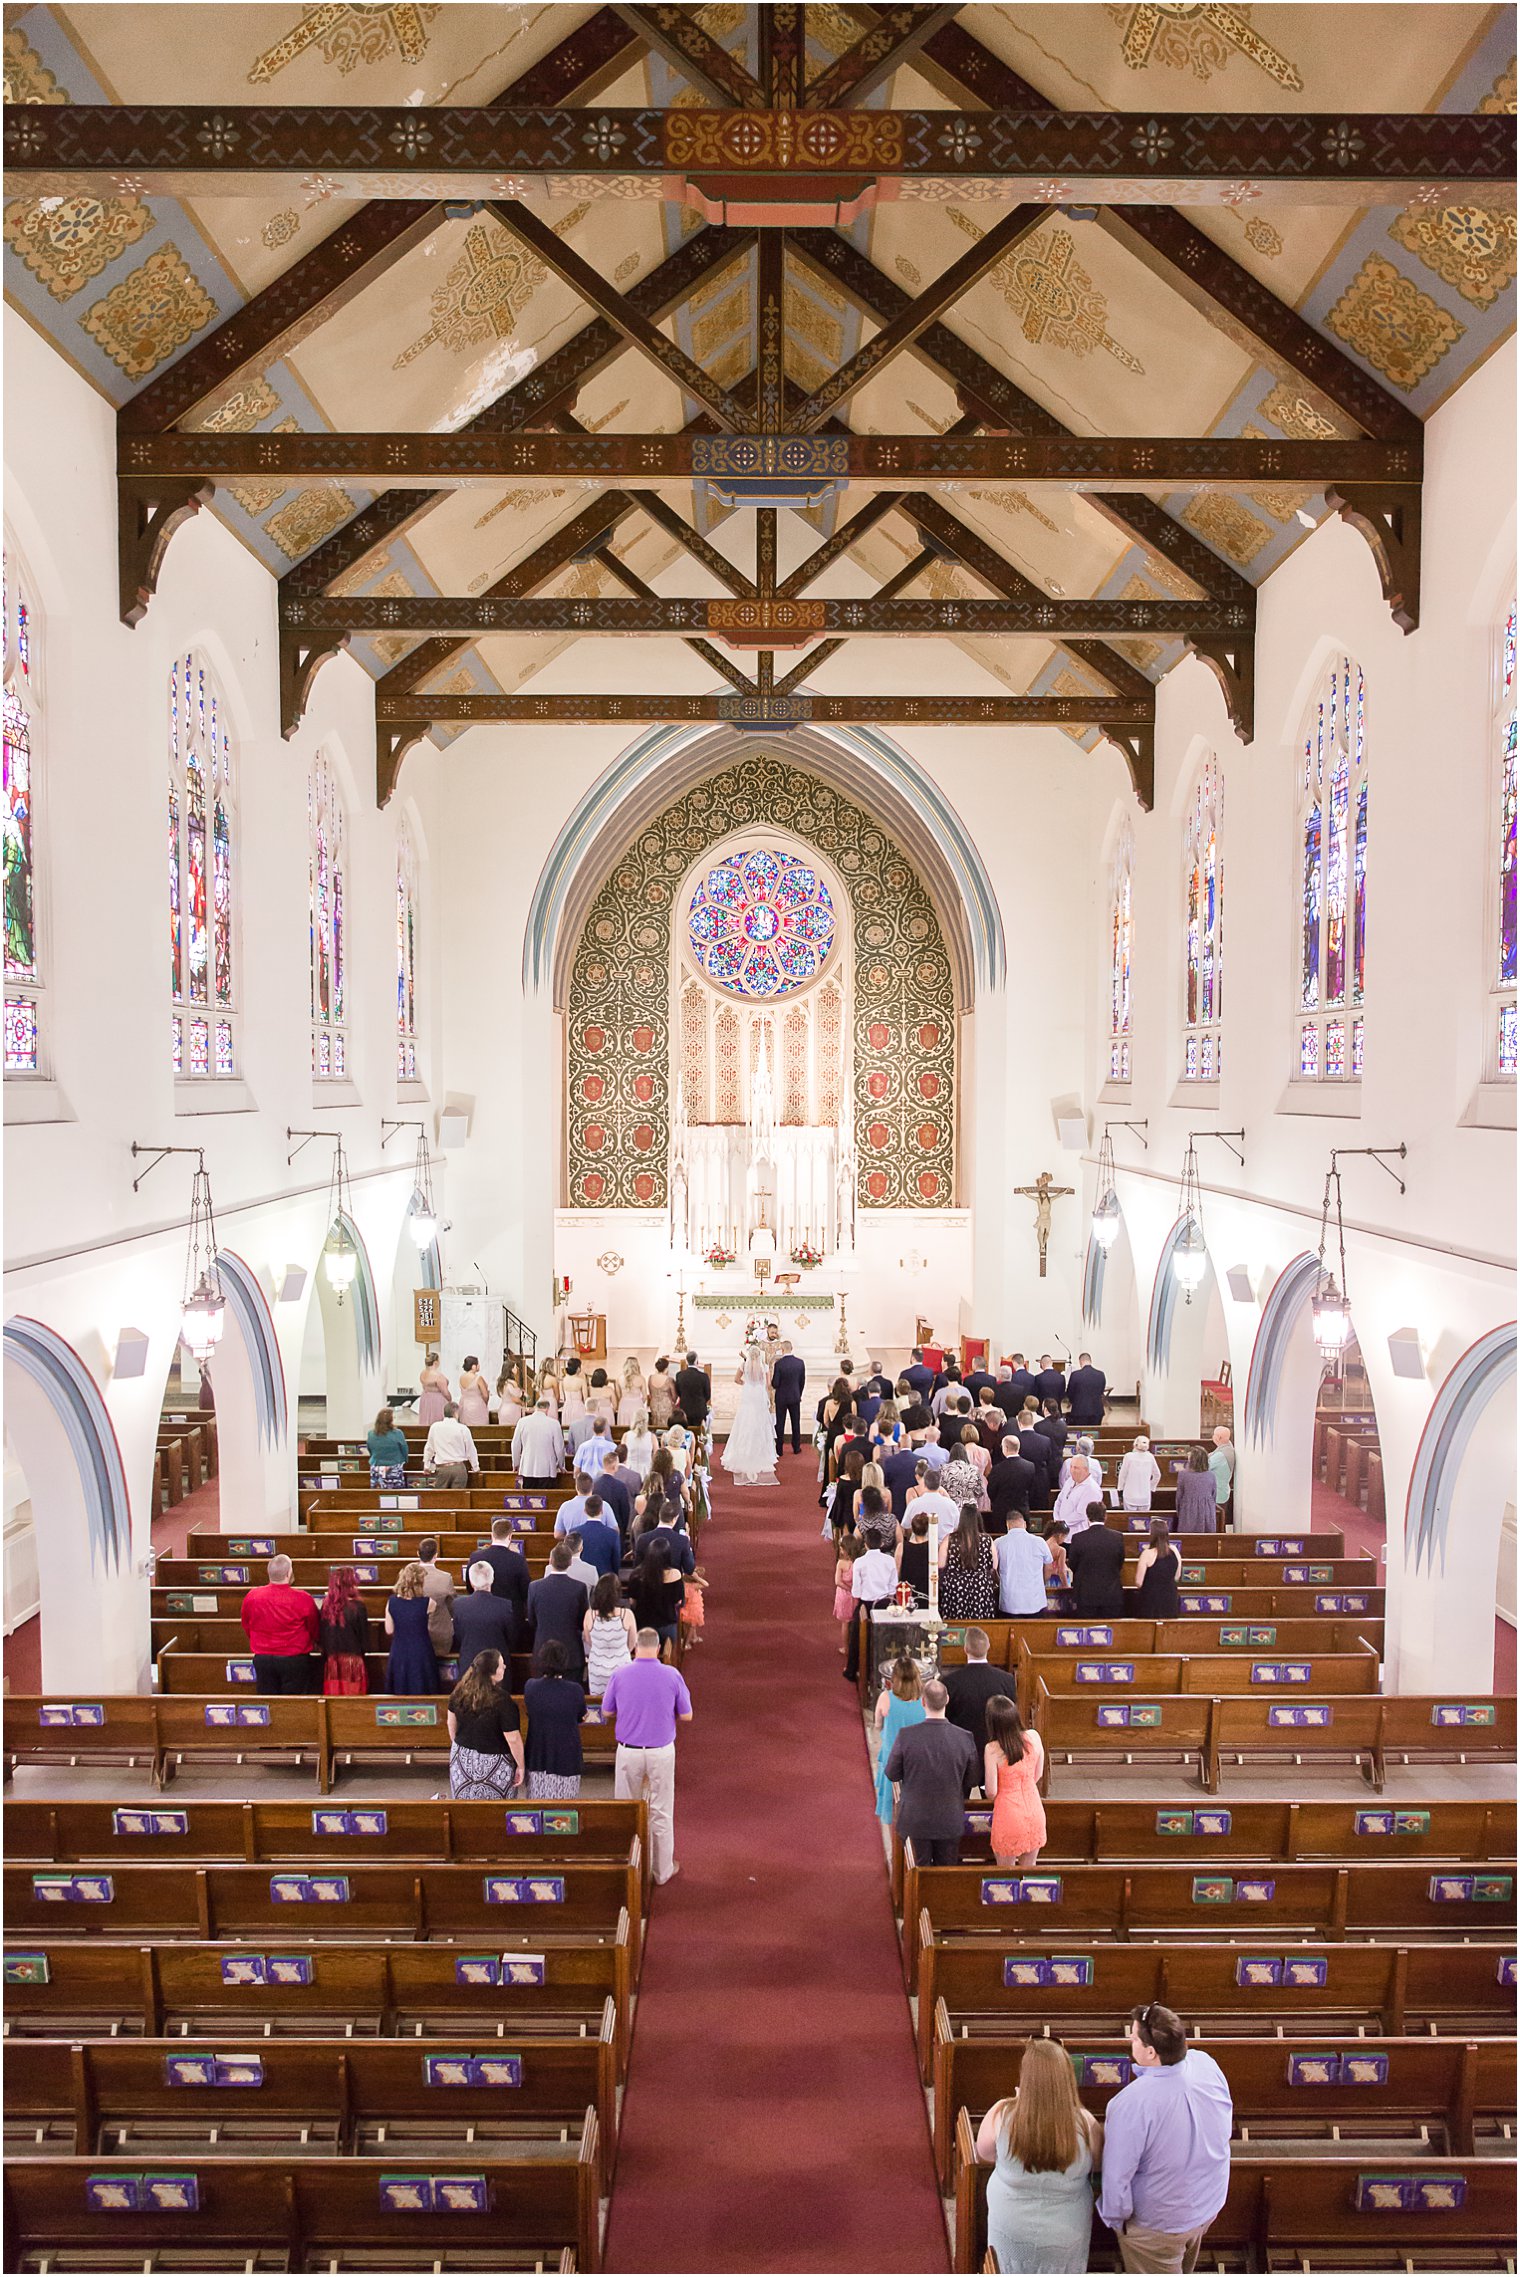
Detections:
[833, 1527, 863, 1653]
[680, 1563, 709, 1651]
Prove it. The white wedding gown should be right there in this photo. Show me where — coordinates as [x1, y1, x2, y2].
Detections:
[722, 1349, 777, 1484]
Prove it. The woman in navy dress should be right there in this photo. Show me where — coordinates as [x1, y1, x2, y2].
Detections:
[384, 1561, 440, 1692]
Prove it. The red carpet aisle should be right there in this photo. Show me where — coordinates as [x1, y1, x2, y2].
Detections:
[605, 1446, 949, 2274]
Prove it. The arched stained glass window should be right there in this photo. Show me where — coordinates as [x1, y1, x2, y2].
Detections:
[1295, 655, 1367, 1083]
[309, 750, 347, 1079]
[4, 546, 41, 1074]
[1182, 753, 1223, 1082]
[1495, 597, 1516, 1078]
[1108, 820, 1134, 1083]
[686, 847, 835, 999]
[396, 818, 419, 1084]
[169, 652, 236, 1079]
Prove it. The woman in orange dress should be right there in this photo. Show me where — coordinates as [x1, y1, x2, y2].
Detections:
[983, 1692, 1047, 1869]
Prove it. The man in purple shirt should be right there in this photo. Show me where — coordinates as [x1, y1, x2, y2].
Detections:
[1097, 2002, 1233, 2271]
[601, 1630, 693, 1886]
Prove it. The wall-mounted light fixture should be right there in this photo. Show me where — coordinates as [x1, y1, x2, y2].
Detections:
[1172, 1129, 1245, 1304]
[1090, 1119, 1147, 1253]
[1313, 1144, 1408, 1361]
[130, 1142, 226, 1359]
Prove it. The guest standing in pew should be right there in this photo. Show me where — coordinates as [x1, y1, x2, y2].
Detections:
[584, 1571, 637, 1696]
[844, 1524, 900, 1683]
[1118, 1436, 1162, 1513]
[317, 1566, 369, 1695]
[1065, 1350, 1108, 1430]
[241, 1554, 320, 1693]
[895, 1508, 933, 1605]
[1065, 1508, 1126, 1618]
[446, 1649, 524, 1800]
[873, 1652, 927, 1824]
[943, 1627, 1013, 1755]
[937, 1505, 1001, 1622]
[1174, 1446, 1219, 1534]
[1131, 1518, 1181, 1619]
[512, 1396, 566, 1491]
[523, 1637, 587, 1798]
[479, 1516, 532, 1648]
[983, 1693, 1047, 1868]
[366, 1405, 410, 1489]
[1051, 1455, 1102, 1536]
[995, 1511, 1054, 1619]
[1097, 2003, 1232, 2274]
[422, 1401, 479, 1489]
[883, 1678, 977, 1865]
[415, 1536, 456, 1660]
[602, 1627, 694, 1885]
[385, 1561, 441, 1693]
[526, 1542, 590, 1681]
[1044, 1520, 1072, 1597]
[975, 2036, 1102, 2275]
[561, 1531, 599, 1595]
[1208, 1426, 1236, 1517]
[417, 1353, 449, 1427]
[453, 1561, 518, 1670]
[628, 1535, 685, 1662]
[832, 1526, 864, 1650]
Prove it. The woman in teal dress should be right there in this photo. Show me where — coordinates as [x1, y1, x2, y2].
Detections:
[872, 1653, 926, 1824]
[975, 2038, 1103, 2274]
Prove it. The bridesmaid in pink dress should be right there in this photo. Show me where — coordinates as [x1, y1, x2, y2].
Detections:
[417, 1354, 449, 1427]
[457, 1355, 491, 1428]
[983, 1694, 1048, 1869]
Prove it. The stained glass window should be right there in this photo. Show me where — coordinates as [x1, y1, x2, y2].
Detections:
[1296, 655, 1367, 1081]
[686, 848, 835, 999]
[169, 653, 236, 1079]
[1109, 821, 1133, 1082]
[396, 818, 419, 1084]
[3, 546, 41, 1074]
[310, 750, 347, 1078]
[1496, 599, 1516, 1077]
[1182, 753, 1223, 1081]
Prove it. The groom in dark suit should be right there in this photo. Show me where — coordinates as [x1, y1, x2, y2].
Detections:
[674, 1351, 711, 1429]
[771, 1341, 807, 1457]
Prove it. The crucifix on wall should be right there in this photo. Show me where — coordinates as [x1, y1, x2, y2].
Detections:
[1013, 1170, 1074, 1277]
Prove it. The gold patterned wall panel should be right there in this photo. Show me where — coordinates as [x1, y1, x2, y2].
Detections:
[564, 756, 957, 1209]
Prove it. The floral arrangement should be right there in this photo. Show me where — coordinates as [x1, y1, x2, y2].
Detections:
[703, 1242, 737, 1268]
[790, 1241, 824, 1269]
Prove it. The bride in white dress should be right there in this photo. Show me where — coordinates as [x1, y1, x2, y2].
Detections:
[722, 1345, 777, 1486]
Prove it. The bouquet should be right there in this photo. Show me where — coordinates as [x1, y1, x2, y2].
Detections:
[790, 1241, 824, 1268]
[704, 1242, 737, 1268]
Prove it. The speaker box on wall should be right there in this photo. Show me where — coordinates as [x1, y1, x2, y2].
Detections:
[1387, 1326, 1426, 1381]
[113, 1328, 151, 1380]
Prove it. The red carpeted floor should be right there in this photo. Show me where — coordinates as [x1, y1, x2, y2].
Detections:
[604, 1443, 949, 2275]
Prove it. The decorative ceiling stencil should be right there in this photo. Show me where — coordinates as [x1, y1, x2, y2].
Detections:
[1325, 253, 1465, 392]
[247, 4, 442, 85]
[1108, 3, 1305, 92]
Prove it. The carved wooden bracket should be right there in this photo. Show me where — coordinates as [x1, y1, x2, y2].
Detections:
[377, 722, 433, 808]
[1108, 724, 1156, 812]
[1326, 483, 1423, 634]
[117, 481, 213, 627]
[1189, 633, 1257, 745]
[279, 625, 351, 740]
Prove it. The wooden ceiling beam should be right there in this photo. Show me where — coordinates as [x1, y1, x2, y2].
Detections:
[610, 6, 768, 107]
[130, 430, 1418, 489]
[802, 6, 962, 109]
[285, 592, 1238, 638]
[379, 688, 1155, 725]
[14, 106, 1508, 196]
[592, 550, 759, 693]
[789, 202, 1046, 431]
[487, 200, 754, 431]
[758, 6, 808, 110]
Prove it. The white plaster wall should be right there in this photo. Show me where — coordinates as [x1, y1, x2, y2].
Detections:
[2, 317, 447, 1682]
[1079, 337, 1517, 1691]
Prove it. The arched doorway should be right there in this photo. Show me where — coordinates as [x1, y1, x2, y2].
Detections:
[1401, 1326, 1517, 1692]
[1240, 1252, 1387, 1553]
[2, 1318, 142, 1689]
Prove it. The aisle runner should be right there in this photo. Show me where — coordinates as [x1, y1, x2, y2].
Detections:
[604, 1448, 949, 2274]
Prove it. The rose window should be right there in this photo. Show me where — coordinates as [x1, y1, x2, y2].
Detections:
[686, 848, 835, 998]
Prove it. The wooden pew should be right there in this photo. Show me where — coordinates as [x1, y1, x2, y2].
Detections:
[915, 1931, 1518, 2080]
[1012, 1645, 1380, 1720]
[6, 2031, 619, 2189]
[6, 1694, 618, 1795]
[949, 2122, 1515, 2275]
[899, 1855, 1517, 1989]
[3, 1857, 643, 1965]
[3, 2134, 602, 2271]
[886, 1796, 1516, 1911]
[4, 1934, 637, 2079]
[930, 2025, 1512, 2188]
[1033, 1684, 1518, 1794]
[933, 1617, 1386, 1672]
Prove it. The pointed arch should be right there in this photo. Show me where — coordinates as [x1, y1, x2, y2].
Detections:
[2, 1318, 130, 1573]
[215, 1251, 288, 1450]
[1407, 1325, 1517, 1573]
[1242, 1253, 1322, 1450]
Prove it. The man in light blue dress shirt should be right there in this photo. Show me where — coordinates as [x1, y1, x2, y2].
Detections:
[1097, 2002, 1233, 2271]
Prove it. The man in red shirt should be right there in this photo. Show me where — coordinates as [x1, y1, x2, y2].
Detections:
[240, 1555, 320, 1692]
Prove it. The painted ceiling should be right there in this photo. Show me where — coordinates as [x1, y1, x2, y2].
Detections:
[4, 2, 1515, 737]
